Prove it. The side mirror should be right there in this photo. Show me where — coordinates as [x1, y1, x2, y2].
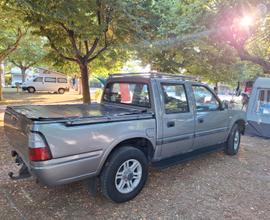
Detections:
[221, 100, 229, 110]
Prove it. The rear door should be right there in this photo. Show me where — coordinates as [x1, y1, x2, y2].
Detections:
[192, 84, 229, 150]
[159, 81, 195, 159]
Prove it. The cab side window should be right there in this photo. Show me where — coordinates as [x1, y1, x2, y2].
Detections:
[161, 83, 189, 114]
[192, 85, 220, 112]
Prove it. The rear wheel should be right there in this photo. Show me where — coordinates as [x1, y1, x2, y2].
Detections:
[100, 146, 148, 203]
[58, 88, 65, 94]
[27, 87, 35, 93]
[225, 124, 241, 155]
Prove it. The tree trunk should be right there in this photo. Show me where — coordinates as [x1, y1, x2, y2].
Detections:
[0, 62, 3, 101]
[79, 61, 91, 103]
[21, 67, 26, 83]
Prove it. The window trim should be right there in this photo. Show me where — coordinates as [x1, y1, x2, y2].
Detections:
[161, 82, 190, 114]
[192, 84, 222, 112]
[101, 81, 152, 109]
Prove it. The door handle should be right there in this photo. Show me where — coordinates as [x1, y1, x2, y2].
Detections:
[167, 121, 175, 127]
[198, 118, 204, 123]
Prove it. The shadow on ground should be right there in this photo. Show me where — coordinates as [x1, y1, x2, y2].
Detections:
[0, 125, 270, 220]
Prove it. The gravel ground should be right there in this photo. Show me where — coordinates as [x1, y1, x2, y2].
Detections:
[0, 124, 270, 220]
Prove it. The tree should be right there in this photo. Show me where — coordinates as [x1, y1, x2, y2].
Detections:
[0, 1, 25, 101]
[9, 0, 156, 103]
[139, 0, 268, 85]
[138, 0, 240, 84]
[210, 0, 270, 74]
[8, 33, 47, 82]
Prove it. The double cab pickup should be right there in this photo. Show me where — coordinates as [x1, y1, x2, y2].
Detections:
[4, 72, 246, 203]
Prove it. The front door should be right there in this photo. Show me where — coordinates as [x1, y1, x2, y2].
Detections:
[32, 77, 45, 91]
[192, 85, 229, 150]
[160, 82, 195, 159]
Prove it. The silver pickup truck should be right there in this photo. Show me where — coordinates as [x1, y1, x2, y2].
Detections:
[4, 72, 246, 203]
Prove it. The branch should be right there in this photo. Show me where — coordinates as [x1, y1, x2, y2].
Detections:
[85, 37, 99, 59]
[25, 60, 38, 69]
[0, 28, 24, 61]
[237, 49, 270, 73]
[84, 40, 89, 54]
[59, 23, 82, 58]
[87, 34, 107, 62]
[10, 60, 21, 68]
[46, 34, 77, 62]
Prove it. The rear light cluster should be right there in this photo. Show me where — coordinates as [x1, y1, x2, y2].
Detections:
[28, 132, 52, 161]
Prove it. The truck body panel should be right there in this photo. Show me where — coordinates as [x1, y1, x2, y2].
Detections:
[4, 73, 246, 186]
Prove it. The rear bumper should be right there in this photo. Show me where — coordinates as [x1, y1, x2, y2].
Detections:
[29, 150, 103, 186]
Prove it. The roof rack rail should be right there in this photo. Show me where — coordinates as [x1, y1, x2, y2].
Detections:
[108, 72, 199, 81]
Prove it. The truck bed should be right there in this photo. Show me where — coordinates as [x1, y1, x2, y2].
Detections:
[6, 103, 149, 121]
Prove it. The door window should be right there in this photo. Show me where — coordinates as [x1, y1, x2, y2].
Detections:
[193, 85, 220, 112]
[161, 83, 189, 114]
[33, 77, 43, 82]
[45, 77, 56, 83]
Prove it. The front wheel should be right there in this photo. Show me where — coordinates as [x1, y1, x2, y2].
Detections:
[225, 124, 241, 155]
[100, 146, 148, 203]
[27, 87, 35, 93]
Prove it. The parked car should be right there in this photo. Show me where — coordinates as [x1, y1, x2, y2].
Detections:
[21, 74, 69, 94]
[4, 72, 246, 203]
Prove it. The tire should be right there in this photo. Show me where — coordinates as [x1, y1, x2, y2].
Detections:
[100, 146, 148, 203]
[58, 88, 65, 94]
[225, 124, 241, 155]
[27, 87, 35, 93]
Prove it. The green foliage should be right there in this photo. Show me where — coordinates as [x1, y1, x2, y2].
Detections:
[3, 0, 269, 93]
[8, 33, 47, 69]
[0, 1, 25, 60]
[139, 0, 269, 85]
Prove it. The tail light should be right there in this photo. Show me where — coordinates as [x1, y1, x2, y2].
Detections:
[28, 132, 52, 161]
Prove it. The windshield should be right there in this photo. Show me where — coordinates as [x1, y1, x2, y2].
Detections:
[102, 82, 150, 108]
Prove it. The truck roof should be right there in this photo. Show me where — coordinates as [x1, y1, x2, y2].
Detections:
[108, 72, 199, 83]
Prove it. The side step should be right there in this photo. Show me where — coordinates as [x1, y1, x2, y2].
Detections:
[152, 144, 225, 169]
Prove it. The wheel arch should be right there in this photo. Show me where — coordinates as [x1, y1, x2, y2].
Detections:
[97, 136, 155, 175]
[235, 119, 246, 134]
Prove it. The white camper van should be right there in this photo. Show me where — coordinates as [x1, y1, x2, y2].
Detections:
[22, 73, 69, 94]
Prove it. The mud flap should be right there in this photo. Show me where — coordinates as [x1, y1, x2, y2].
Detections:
[8, 151, 31, 180]
[84, 177, 98, 197]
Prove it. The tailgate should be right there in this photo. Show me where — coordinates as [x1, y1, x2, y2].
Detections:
[4, 107, 32, 165]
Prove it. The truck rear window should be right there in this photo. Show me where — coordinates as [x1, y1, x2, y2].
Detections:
[103, 82, 150, 108]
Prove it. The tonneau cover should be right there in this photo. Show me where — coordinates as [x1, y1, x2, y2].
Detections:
[7, 103, 147, 121]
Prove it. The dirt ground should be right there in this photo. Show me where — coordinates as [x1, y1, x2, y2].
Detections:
[0, 89, 270, 220]
[0, 125, 270, 220]
[0, 88, 83, 106]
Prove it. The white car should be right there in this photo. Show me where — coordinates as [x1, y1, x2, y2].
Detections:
[22, 74, 69, 94]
